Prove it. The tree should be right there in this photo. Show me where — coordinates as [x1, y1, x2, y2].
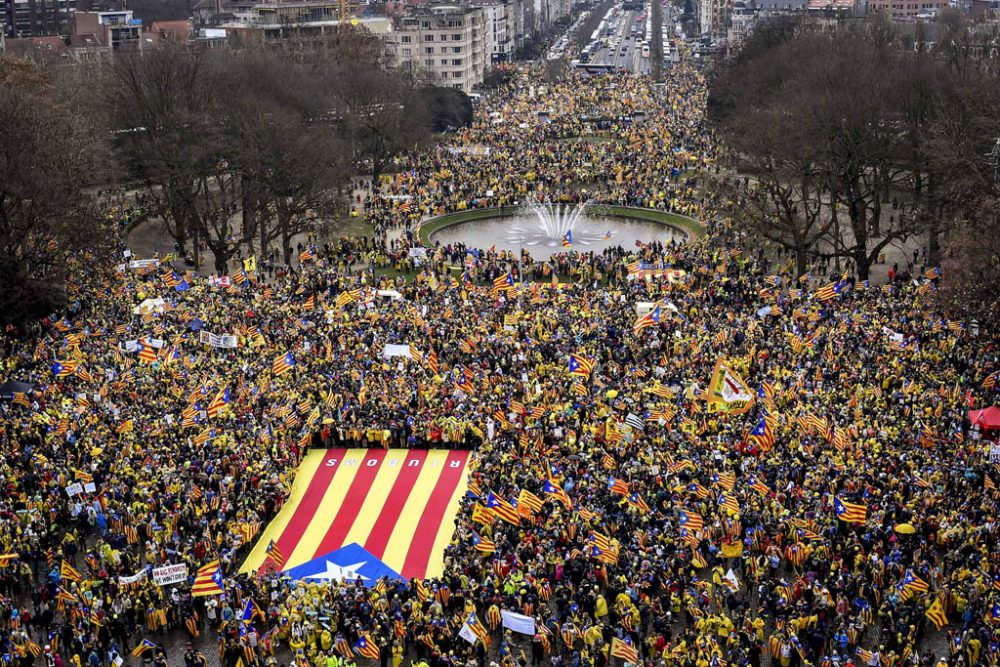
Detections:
[935, 198, 1000, 328]
[712, 19, 929, 280]
[419, 86, 474, 133]
[222, 47, 352, 265]
[104, 45, 229, 270]
[0, 59, 107, 328]
[712, 25, 834, 276]
[336, 64, 430, 188]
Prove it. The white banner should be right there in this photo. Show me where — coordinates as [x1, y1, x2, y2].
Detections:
[501, 610, 536, 635]
[128, 259, 160, 269]
[65, 483, 84, 497]
[199, 331, 238, 349]
[152, 563, 188, 586]
[118, 570, 148, 586]
[122, 337, 164, 352]
[382, 344, 412, 359]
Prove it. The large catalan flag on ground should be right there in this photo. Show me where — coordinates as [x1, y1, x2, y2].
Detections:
[241, 449, 471, 580]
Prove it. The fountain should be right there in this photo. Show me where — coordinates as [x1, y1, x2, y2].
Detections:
[526, 200, 592, 241]
[424, 199, 695, 259]
[504, 200, 619, 248]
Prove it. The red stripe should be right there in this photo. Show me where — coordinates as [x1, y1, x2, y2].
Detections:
[401, 451, 470, 579]
[364, 450, 429, 560]
[312, 450, 388, 558]
[273, 449, 346, 562]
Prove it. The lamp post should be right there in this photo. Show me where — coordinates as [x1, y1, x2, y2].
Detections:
[987, 137, 1000, 184]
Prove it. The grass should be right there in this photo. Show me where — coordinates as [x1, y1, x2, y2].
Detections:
[325, 213, 372, 239]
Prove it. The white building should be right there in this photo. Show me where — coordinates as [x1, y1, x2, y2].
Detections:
[385, 4, 488, 93]
[476, 0, 510, 63]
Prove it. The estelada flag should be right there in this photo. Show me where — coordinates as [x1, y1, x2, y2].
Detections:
[240, 449, 471, 580]
[610, 637, 639, 663]
[192, 561, 224, 597]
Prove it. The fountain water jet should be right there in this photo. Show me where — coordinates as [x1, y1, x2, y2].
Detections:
[525, 200, 592, 240]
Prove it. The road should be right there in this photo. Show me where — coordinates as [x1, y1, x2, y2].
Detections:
[584, 6, 650, 76]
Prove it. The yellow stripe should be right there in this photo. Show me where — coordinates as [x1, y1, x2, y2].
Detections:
[283, 448, 365, 570]
[238, 451, 324, 574]
[342, 452, 406, 548]
[425, 459, 471, 578]
[380, 450, 450, 574]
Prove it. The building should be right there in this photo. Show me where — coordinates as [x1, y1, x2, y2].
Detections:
[211, 0, 375, 41]
[699, 0, 731, 35]
[868, 0, 945, 17]
[384, 4, 488, 92]
[726, 0, 754, 52]
[476, 0, 510, 62]
[1, 30, 111, 59]
[2, 0, 75, 37]
[74, 9, 142, 49]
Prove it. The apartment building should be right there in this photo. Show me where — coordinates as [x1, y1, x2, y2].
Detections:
[384, 4, 488, 92]
[868, 0, 945, 17]
[2, 0, 74, 37]
[476, 0, 510, 62]
[74, 9, 142, 49]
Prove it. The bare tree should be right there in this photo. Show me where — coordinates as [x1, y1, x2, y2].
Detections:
[935, 198, 1000, 328]
[318, 27, 432, 188]
[715, 31, 835, 276]
[712, 19, 928, 280]
[222, 47, 352, 264]
[0, 59, 107, 327]
[104, 45, 228, 269]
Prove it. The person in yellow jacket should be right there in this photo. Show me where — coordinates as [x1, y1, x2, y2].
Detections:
[715, 614, 734, 638]
[594, 594, 608, 621]
[391, 642, 404, 667]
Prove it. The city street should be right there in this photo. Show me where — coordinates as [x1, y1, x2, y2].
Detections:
[587, 8, 646, 74]
[578, 1, 677, 76]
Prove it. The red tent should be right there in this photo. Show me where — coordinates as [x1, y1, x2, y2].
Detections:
[969, 406, 1000, 432]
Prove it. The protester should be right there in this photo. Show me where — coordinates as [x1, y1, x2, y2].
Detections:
[0, 63, 997, 667]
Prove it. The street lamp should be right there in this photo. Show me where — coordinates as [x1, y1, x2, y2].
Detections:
[987, 137, 1000, 183]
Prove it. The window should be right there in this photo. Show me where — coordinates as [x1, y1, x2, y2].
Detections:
[401, 35, 411, 43]
[424, 34, 433, 40]
[452, 33, 462, 40]
[452, 58, 462, 65]
[402, 47, 411, 56]
[441, 58, 449, 65]
[425, 46, 433, 54]
[421, 20, 429, 27]
[453, 71, 462, 78]
[425, 59, 434, 67]
[452, 46, 461, 53]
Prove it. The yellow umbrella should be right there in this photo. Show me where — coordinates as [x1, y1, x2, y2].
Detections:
[606, 390, 619, 399]
[894, 523, 916, 535]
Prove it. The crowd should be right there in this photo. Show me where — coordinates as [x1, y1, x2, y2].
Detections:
[0, 62, 999, 667]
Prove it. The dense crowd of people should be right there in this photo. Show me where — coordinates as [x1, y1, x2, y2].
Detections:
[0, 62, 998, 667]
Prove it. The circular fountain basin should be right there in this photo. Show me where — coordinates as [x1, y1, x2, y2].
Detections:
[421, 206, 701, 259]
